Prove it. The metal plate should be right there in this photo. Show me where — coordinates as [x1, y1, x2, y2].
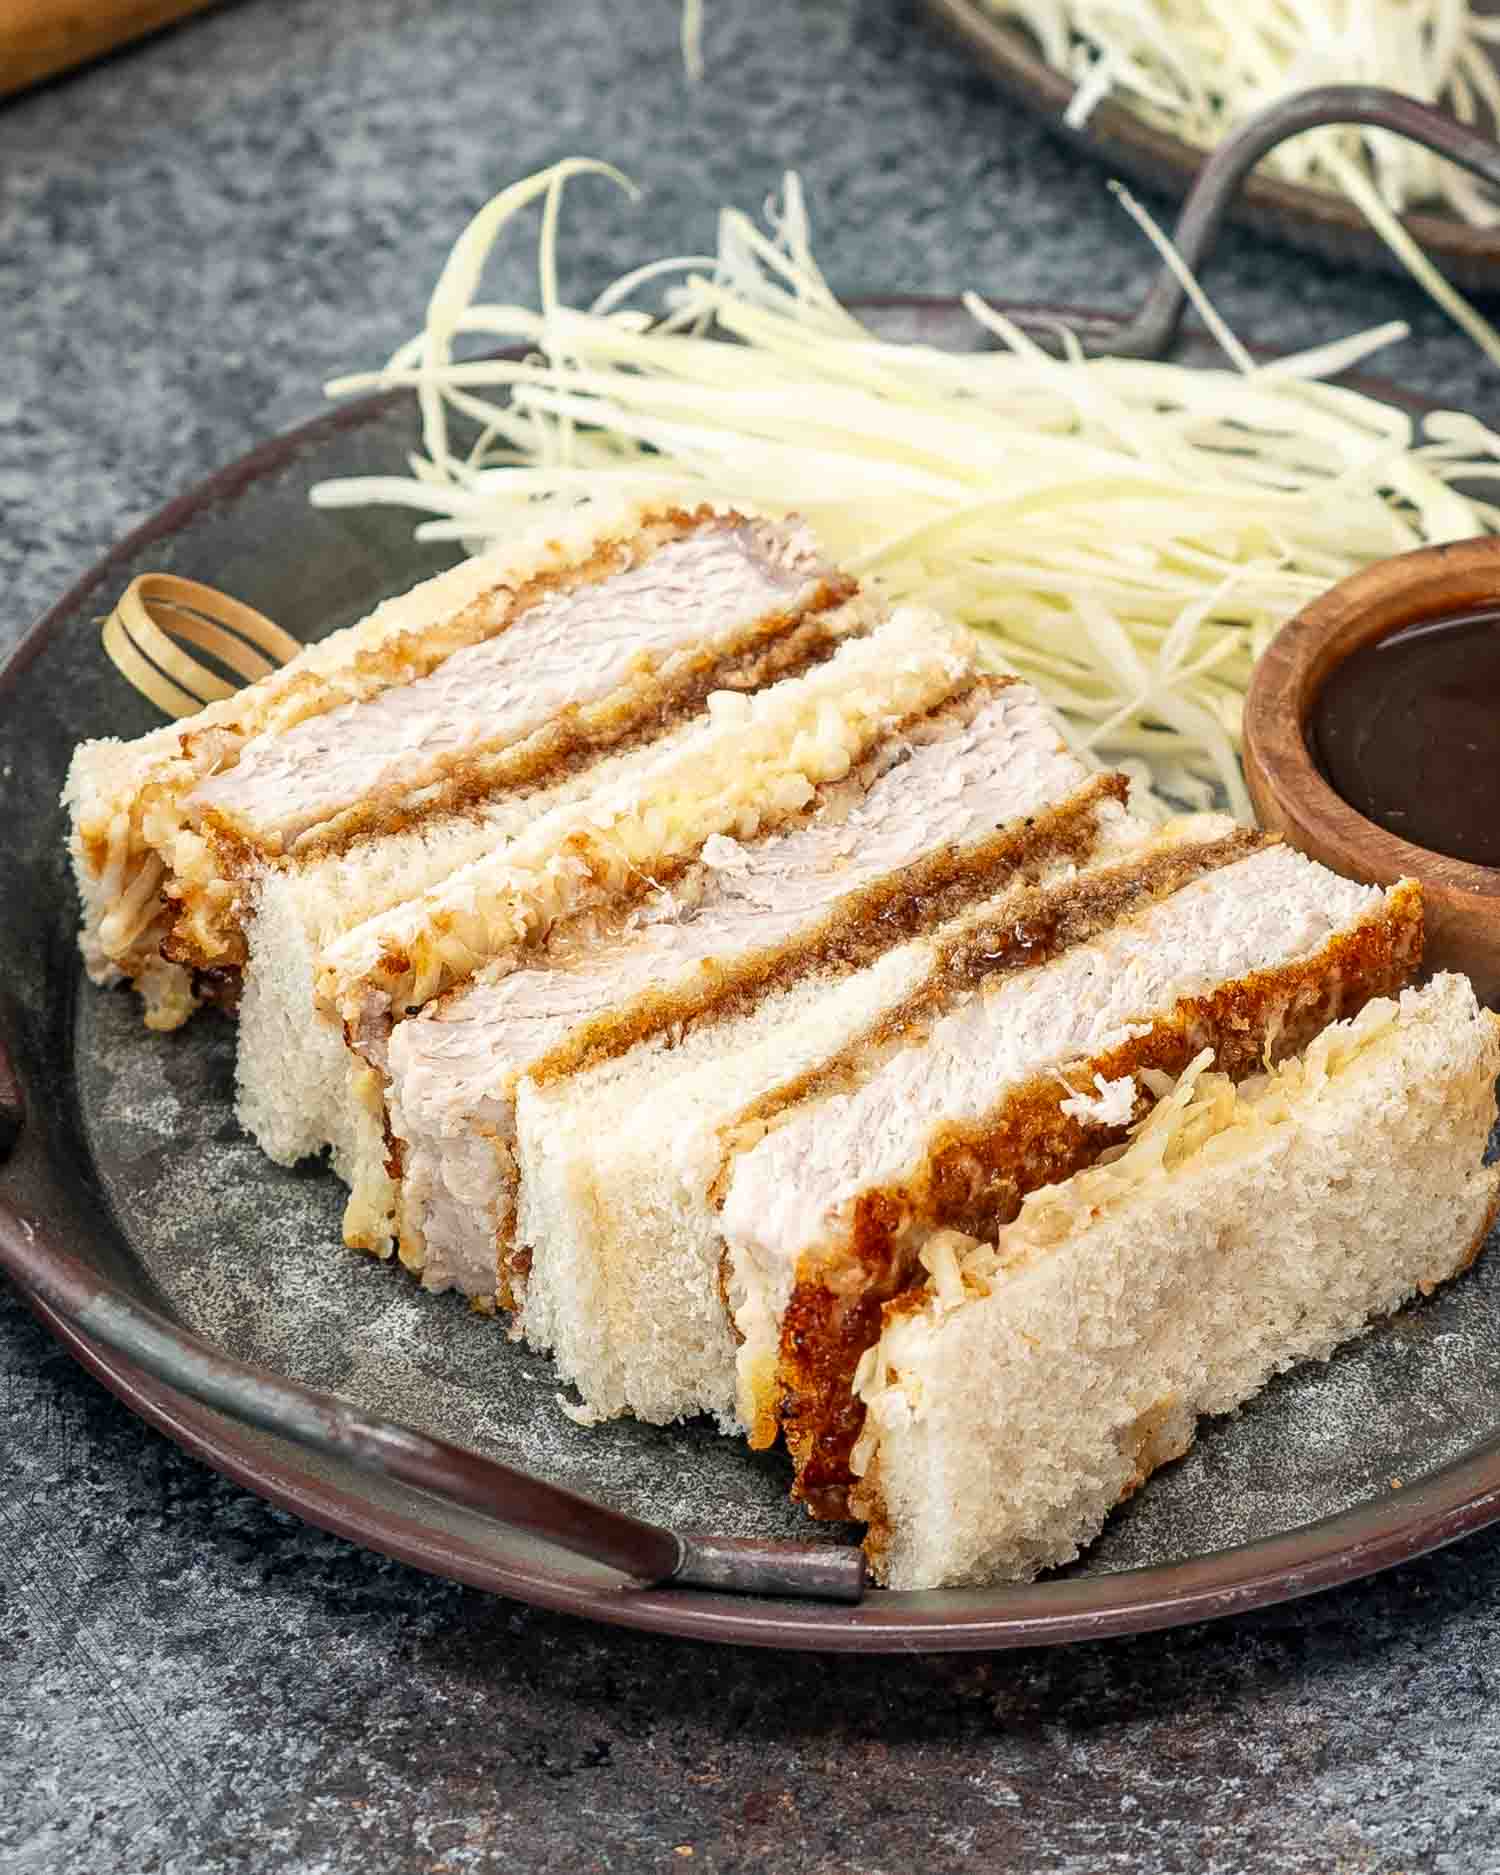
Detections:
[927, 0, 1500, 292]
[4, 297, 1500, 1651]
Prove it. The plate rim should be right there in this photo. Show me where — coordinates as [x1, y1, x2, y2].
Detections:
[20, 1281, 1500, 1652]
[6, 292, 1500, 1652]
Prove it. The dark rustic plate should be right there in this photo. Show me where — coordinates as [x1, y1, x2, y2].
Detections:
[927, 0, 1500, 293]
[4, 297, 1500, 1652]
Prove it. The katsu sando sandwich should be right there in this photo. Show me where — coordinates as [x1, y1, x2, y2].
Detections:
[511, 829, 1420, 1452]
[851, 975, 1500, 1589]
[378, 675, 1126, 1303]
[512, 806, 1244, 1425]
[63, 498, 860, 1031]
[235, 589, 880, 1178]
[306, 610, 981, 1254]
[717, 849, 1422, 1516]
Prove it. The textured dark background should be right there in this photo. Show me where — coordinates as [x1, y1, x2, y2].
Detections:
[6, 1, 1500, 1869]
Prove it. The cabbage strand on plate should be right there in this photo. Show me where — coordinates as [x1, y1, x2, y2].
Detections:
[313, 159, 1500, 817]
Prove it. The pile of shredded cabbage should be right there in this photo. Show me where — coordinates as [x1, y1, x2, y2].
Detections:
[312, 160, 1500, 817]
[985, 0, 1500, 362]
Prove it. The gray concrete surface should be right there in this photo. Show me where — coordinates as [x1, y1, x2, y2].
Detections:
[5, 2, 1500, 1869]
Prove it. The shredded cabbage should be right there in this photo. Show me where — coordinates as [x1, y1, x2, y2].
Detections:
[312, 162, 1500, 816]
[681, 0, 705, 80]
[985, 992, 1404, 1261]
[990, 0, 1500, 363]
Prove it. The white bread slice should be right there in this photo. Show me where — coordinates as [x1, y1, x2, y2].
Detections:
[517, 946, 940, 1426]
[324, 610, 977, 1255]
[386, 679, 1108, 1299]
[511, 805, 1251, 1428]
[63, 496, 849, 1027]
[850, 975, 1500, 1590]
[721, 851, 1424, 1515]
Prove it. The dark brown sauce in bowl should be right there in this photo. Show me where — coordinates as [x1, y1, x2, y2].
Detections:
[1309, 608, 1500, 870]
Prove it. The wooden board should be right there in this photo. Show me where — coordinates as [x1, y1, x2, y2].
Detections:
[0, 0, 217, 98]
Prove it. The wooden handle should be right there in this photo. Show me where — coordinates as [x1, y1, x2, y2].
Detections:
[101, 573, 303, 719]
[0, 0, 217, 98]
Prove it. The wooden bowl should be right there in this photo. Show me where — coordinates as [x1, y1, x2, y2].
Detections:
[1244, 535, 1500, 1007]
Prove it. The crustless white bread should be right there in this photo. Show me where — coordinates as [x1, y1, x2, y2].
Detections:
[850, 976, 1500, 1588]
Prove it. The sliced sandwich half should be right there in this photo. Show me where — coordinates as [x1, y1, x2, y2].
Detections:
[717, 848, 1424, 1516]
[387, 677, 1123, 1305]
[513, 809, 1260, 1427]
[64, 497, 856, 1028]
[850, 974, 1500, 1589]
[313, 611, 979, 1255]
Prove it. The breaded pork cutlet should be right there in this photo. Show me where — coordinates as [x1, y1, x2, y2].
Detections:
[65, 498, 859, 1029]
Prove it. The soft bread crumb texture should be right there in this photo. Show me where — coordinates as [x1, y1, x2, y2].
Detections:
[731, 865, 1423, 1516]
[514, 944, 941, 1428]
[851, 976, 1500, 1589]
[324, 608, 974, 1258]
[508, 796, 1176, 1427]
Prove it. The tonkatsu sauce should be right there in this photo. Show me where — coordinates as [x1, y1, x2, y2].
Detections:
[1309, 608, 1500, 870]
